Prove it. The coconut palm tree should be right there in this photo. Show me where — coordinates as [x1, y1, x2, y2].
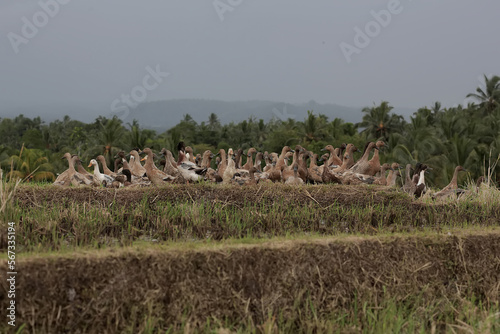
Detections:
[6, 148, 54, 182]
[466, 75, 500, 114]
[90, 116, 125, 167]
[298, 110, 329, 144]
[358, 101, 404, 141]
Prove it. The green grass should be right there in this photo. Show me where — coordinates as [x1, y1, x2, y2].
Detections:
[126, 294, 500, 334]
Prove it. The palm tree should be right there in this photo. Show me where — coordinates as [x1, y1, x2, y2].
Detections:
[128, 119, 156, 150]
[6, 148, 54, 182]
[466, 75, 500, 114]
[208, 113, 221, 131]
[298, 110, 329, 144]
[92, 116, 125, 167]
[358, 101, 404, 141]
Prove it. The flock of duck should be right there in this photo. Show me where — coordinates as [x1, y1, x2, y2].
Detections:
[54, 141, 471, 199]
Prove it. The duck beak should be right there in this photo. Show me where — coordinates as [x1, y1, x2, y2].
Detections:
[61, 156, 66, 160]
[87, 162, 92, 168]
[141, 157, 146, 162]
[320, 148, 326, 152]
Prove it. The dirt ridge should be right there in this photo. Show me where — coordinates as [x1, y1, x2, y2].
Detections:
[1, 232, 499, 333]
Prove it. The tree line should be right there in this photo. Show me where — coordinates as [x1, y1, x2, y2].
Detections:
[1, 75, 499, 188]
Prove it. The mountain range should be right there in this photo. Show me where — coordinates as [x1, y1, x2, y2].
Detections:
[2, 99, 417, 132]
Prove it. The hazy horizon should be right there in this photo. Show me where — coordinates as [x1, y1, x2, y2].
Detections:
[1, 1, 499, 121]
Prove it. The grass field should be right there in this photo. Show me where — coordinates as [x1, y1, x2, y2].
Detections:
[1, 182, 500, 333]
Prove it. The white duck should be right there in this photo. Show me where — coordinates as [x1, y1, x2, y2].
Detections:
[88, 159, 114, 186]
[176, 142, 207, 183]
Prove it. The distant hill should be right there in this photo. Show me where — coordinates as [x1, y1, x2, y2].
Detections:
[125, 99, 366, 132]
[1, 99, 416, 131]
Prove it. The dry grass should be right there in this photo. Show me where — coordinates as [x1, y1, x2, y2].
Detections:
[0, 169, 20, 215]
[1, 231, 499, 333]
[7, 184, 500, 252]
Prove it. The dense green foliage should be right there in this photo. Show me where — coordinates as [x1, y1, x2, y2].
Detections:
[1, 75, 499, 188]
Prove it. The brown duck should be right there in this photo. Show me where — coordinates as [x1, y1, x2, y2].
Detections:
[433, 166, 467, 199]
[140, 148, 175, 185]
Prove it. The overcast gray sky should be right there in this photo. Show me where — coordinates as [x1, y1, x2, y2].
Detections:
[1, 0, 499, 119]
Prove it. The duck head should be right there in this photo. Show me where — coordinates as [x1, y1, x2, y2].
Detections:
[376, 141, 388, 150]
[321, 145, 334, 152]
[114, 151, 125, 159]
[177, 142, 186, 153]
[88, 159, 97, 168]
[245, 148, 257, 157]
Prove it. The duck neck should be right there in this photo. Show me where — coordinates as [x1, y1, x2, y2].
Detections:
[327, 147, 339, 166]
[387, 170, 395, 184]
[405, 166, 412, 184]
[291, 150, 299, 166]
[277, 148, 289, 167]
[132, 152, 142, 168]
[450, 168, 460, 187]
[370, 149, 380, 163]
[219, 151, 227, 169]
[93, 163, 101, 176]
[338, 146, 346, 158]
[67, 156, 76, 173]
[122, 159, 131, 171]
[237, 154, 243, 169]
[201, 154, 210, 168]
[360, 145, 374, 162]
[177, 151, 185, 165]
[333, 147, 340, 157]
[76, 161, 88, 174]
[114, 158, 121, 172]
[101, 160, 112, 174]
[244, 154, 253, 169]
[227, 153, 235, 168]
[310, 155, 317, 167]
[342, 148, 355, 169]
[145, 152, 154, 169]
[254, 156, 262, 171]
[380, 166, 388, 182]
[417, 170, 426, 186]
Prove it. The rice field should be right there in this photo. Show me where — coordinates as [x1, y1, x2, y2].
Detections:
[1, 179, 500, 333]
